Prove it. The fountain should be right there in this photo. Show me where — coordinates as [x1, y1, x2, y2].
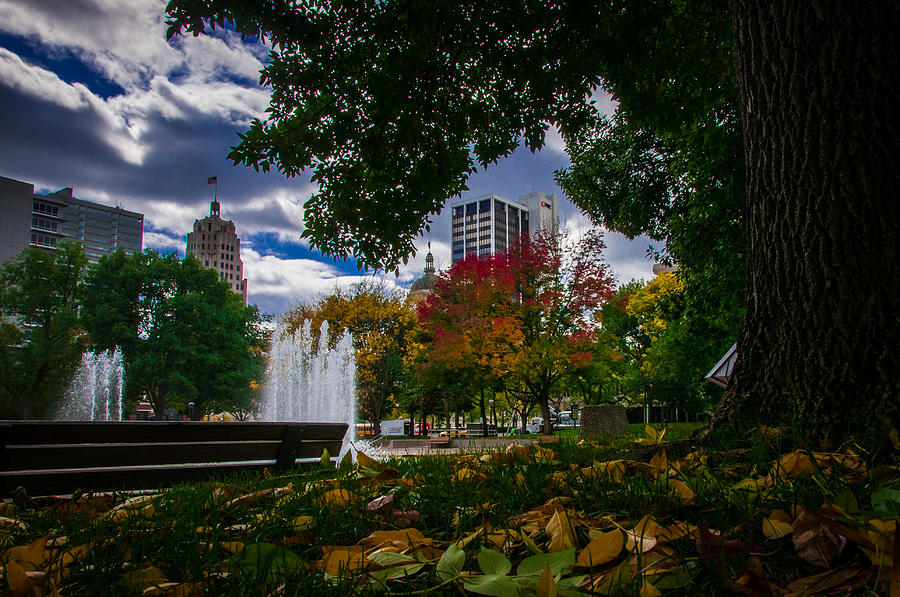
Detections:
[59, 347, 125, 421]
[260, 320, 360, 457]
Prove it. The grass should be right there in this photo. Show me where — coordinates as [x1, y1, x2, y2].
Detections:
[1, 423, 897, 596]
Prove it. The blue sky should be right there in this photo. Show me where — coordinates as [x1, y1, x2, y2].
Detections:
[0, 0, 654, 315]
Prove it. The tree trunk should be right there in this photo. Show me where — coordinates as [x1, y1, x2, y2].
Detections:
[714, 1, 900, 443]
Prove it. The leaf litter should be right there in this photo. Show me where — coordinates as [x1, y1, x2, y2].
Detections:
[0, 425, 897, 595]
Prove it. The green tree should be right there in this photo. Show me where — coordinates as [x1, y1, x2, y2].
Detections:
[82, 250, 265, 419]
[165, 1, 900, 441]
[0, 241, 88, 419]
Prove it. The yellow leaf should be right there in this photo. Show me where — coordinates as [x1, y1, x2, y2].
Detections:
[657, 521, 699, 542]
[576, 529, 624, 567]
[320, 447, 332, 468]
[292, 516, 315, 531]
[455, 468, 484, 482]
[5, 560, 32, 597]
[762, 516, 793, 540]
[536, 563, 558, 597]
[359, 528, 429, 549]
[640, 579, 662, 597]
[220, 541, 244, 554]
[731, 477, 769, 491]
[319, 546, 366, 576]
[774, 451, 816, 477]
[649, 451, 668, 476]
[671, 480, 694, 503]
[316, 489, 356, 507]
[356, 450, 379, 469]
[546, 509, 577, 553]
[590, 460, 625, 482]
[6, 534, 50, 571]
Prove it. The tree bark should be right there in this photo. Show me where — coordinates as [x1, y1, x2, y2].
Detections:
[715, 1, 900, 443]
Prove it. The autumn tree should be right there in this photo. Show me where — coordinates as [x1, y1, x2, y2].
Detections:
[166, 1, 900, 441]
[0, 242, 88, 419]
[419, 231, 615, 434]
[283, 280, 417, 431]
[82, 250, 266, 418]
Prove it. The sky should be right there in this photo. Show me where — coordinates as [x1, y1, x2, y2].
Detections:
[0, 0, 655, 316]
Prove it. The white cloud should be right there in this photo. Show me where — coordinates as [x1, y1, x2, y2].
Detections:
[142, 229, 184, 253]
[560, 211, 653, 286]
[241, 248, 407, 315]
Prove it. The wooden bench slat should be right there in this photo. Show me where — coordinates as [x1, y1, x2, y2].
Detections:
[1, 421, 349, 496]
[0, 462, 278, 495]
[3, 439, 343, 471]
[1, 421, 348, 445]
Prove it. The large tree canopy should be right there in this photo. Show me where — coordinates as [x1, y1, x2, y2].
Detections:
[0, 242, 88, 419]
[82, 250, 266, 419]
[165, 0, 899, 441]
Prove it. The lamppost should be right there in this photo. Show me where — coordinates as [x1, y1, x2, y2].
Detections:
[489, 399, 496, 428]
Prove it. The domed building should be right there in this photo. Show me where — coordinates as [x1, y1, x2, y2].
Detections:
[408, 242, 438, 303]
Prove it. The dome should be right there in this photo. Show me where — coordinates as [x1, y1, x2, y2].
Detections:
[410, 273, 438, 293]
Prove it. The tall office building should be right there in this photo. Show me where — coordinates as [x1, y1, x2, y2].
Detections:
[449, 192, 558, 264]
[0, 175, 144, 265]
[185, 200, 248, 303]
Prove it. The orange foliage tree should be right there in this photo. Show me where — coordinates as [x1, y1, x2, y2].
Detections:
[418, 230, 616, 433]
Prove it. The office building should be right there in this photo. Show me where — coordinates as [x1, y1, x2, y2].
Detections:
[185, 200, 248, 303]
[449, 192, 558, 263]
[0, 175, 144, 265]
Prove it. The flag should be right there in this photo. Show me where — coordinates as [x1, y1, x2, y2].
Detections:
[207, 176, 217, 184]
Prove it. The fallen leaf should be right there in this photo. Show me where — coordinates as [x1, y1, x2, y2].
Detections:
[0, 517, 27, 532]
[671, 479, 694, 503]
[625, 516, 662, 553]
[356, 450, 380, 470]
[546, 509, 577, 552]
[640, 578, 662, 597]
[5, 560, 33, 597]
[119, 566, 168, 593]
[774, 451, 816, 477]
[792, 507, 845, 568]
[536, 564, 557, 597]
[367, 494, 394, 511]
[785, 567, 868, 594]
[576, 530, 624, 567]
[762, 515, 793, 540]
[319, 546, 366, 576]
[359, 528, 430, 550]
[649, 451, 668, 477]
[316, 489, 356, 507]
[225, 489, 277, 510]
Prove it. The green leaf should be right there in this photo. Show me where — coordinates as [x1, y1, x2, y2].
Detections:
[229, 543, 303, 580]
[464, 574, 523, 597]
[652, 562, 698, 590]
[517, 548, 575, 577]
[368, 562, 426, 587]
[870, 488, 900, 518]
[478, 548, 512, 576]
[834, 488, 858, 514]
[368, 552, 417, 567]
[436, 544, 465, 581]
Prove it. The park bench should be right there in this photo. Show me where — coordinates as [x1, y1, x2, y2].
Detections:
[0, 421, 348, 497]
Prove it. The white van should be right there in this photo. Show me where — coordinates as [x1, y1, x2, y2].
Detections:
[526, 417, 544, 434]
